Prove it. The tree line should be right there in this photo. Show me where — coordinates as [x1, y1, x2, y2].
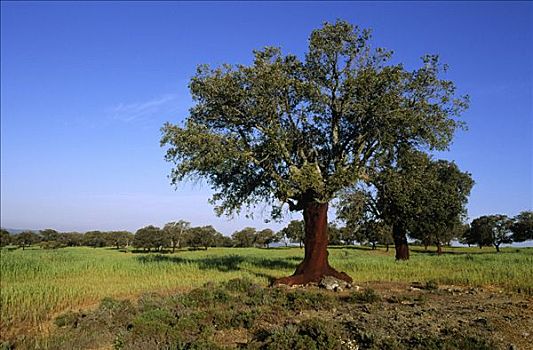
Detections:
[0, 221, 310, 251]
[2, 211, 530, 253]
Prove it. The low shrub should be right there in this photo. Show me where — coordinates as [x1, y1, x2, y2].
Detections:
[346, 288, 381, 303]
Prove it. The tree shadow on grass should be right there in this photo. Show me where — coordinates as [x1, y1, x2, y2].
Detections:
[328, 245, 374, 251]
[136, 254, 298, 273]
[409, 247, 513, 255]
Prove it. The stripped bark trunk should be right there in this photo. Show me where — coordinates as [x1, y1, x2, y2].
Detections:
[393, 225, 409, 260]
[274, 202, 352, 286]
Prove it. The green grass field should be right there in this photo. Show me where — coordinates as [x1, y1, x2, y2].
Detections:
[1, 245, 532, 341]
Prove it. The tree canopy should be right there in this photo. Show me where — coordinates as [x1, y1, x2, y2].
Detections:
[464, 215, 513, 252]
[161, 20, 469, 285]
[161, 20, 468, 218]
[510, 211, 533, 242]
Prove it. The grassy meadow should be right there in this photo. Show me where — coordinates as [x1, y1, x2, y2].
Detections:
[1, 245, 532, 341]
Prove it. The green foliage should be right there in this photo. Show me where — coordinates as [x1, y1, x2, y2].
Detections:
[511, 211, 533, 242]
[163, 220, 190, 251]
[107, 231, 133, 249]
[255, 229, 277, 248]
[133, 225, 168, 251]
[279, 220, 304, 247]
[223, 277, 256, 293]
[346, 288, 381, 303]
[40, 229, 60, 242]
[231, 227, 257, 247]
[187, 225, 219, 250]
[465, 215, 513, 251]
[258, 318, 343, 350]
[285, 289, 336, 311]
[376, 150, 474, 247]
[161, 20, 468, 218]
[54, 311, 79, 328]
[57, 232, 84, 247]
[359, 221, 393, 249]
[83, 231, 108, 248]
[40, 241, 65, 250]
[0, 229, 11, 247]
[13, 231, 40, 250]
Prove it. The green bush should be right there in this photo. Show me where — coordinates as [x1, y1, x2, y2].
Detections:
[346, 288, 381, 303]
[258, 318, 343, 350]
[54, 311, 79, 328]
[223, 277, 255, 293]
[286, 289, 336, 311]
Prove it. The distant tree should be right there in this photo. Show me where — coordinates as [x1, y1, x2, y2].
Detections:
[107, 231, 133, 249]
[356, 220, 393, 250]
[336, 188, 372, 247]
[40, 229, 60, 242]
[58, 232, 84, 247]
[279, 220, 305, 248]
[373, 149, 474, 257]
[163, 221, 190, 252]
[510, 211, 533, 242]
[0, 229, 11, 247]
[14, 231, 40, 250]
[161, 20, 468, 285]
[133, 226, 167, 252]
[188, 226, 218, 250]
[467, 215, 513, 252]
[83, 231, 107, 248]
[213, 232, 234, 247]
[231, 227, 257, 248]
[276, 230, 290, 247]
[327, 223, 344, 246]
[255, 229, 277, 248]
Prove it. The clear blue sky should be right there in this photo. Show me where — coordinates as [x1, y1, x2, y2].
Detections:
[1, 1, 531, 235]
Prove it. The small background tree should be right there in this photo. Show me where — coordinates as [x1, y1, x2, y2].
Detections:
[188, 226, 218, 250]
[231, 227, 257, 248]
[255, 229, 277, 248]
[511, 211, 533, 243]
[466, 215, 513, 252]
[279, 220, 305, 248]
[14, 231, 40, 250]
[163, 220, 190, 252]
[0, 229, 11, 248]
[133, 226, 167, 252]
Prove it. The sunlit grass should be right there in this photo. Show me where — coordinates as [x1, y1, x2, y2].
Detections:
[1, 245, 532, 340]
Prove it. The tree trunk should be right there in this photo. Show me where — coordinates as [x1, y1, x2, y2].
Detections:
[386, 244, 389, 252]
[393, 225, 409, 260]
[495, 244, 500, 253]
[273, 202, 352, 286]
[437, 241, 443, 255]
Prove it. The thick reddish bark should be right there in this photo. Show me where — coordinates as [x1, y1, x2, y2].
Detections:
[436, 241, 443, 255]
[274, 202, 352, 286]
[393, 225, 409, 260]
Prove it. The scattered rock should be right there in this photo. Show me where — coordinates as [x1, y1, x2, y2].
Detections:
[319, 276, 351, 292]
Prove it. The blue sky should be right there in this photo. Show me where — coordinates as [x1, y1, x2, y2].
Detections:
[1, 1, 532, 235]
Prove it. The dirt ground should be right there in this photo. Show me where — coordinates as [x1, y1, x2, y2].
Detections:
[301, 281, 533, 350]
